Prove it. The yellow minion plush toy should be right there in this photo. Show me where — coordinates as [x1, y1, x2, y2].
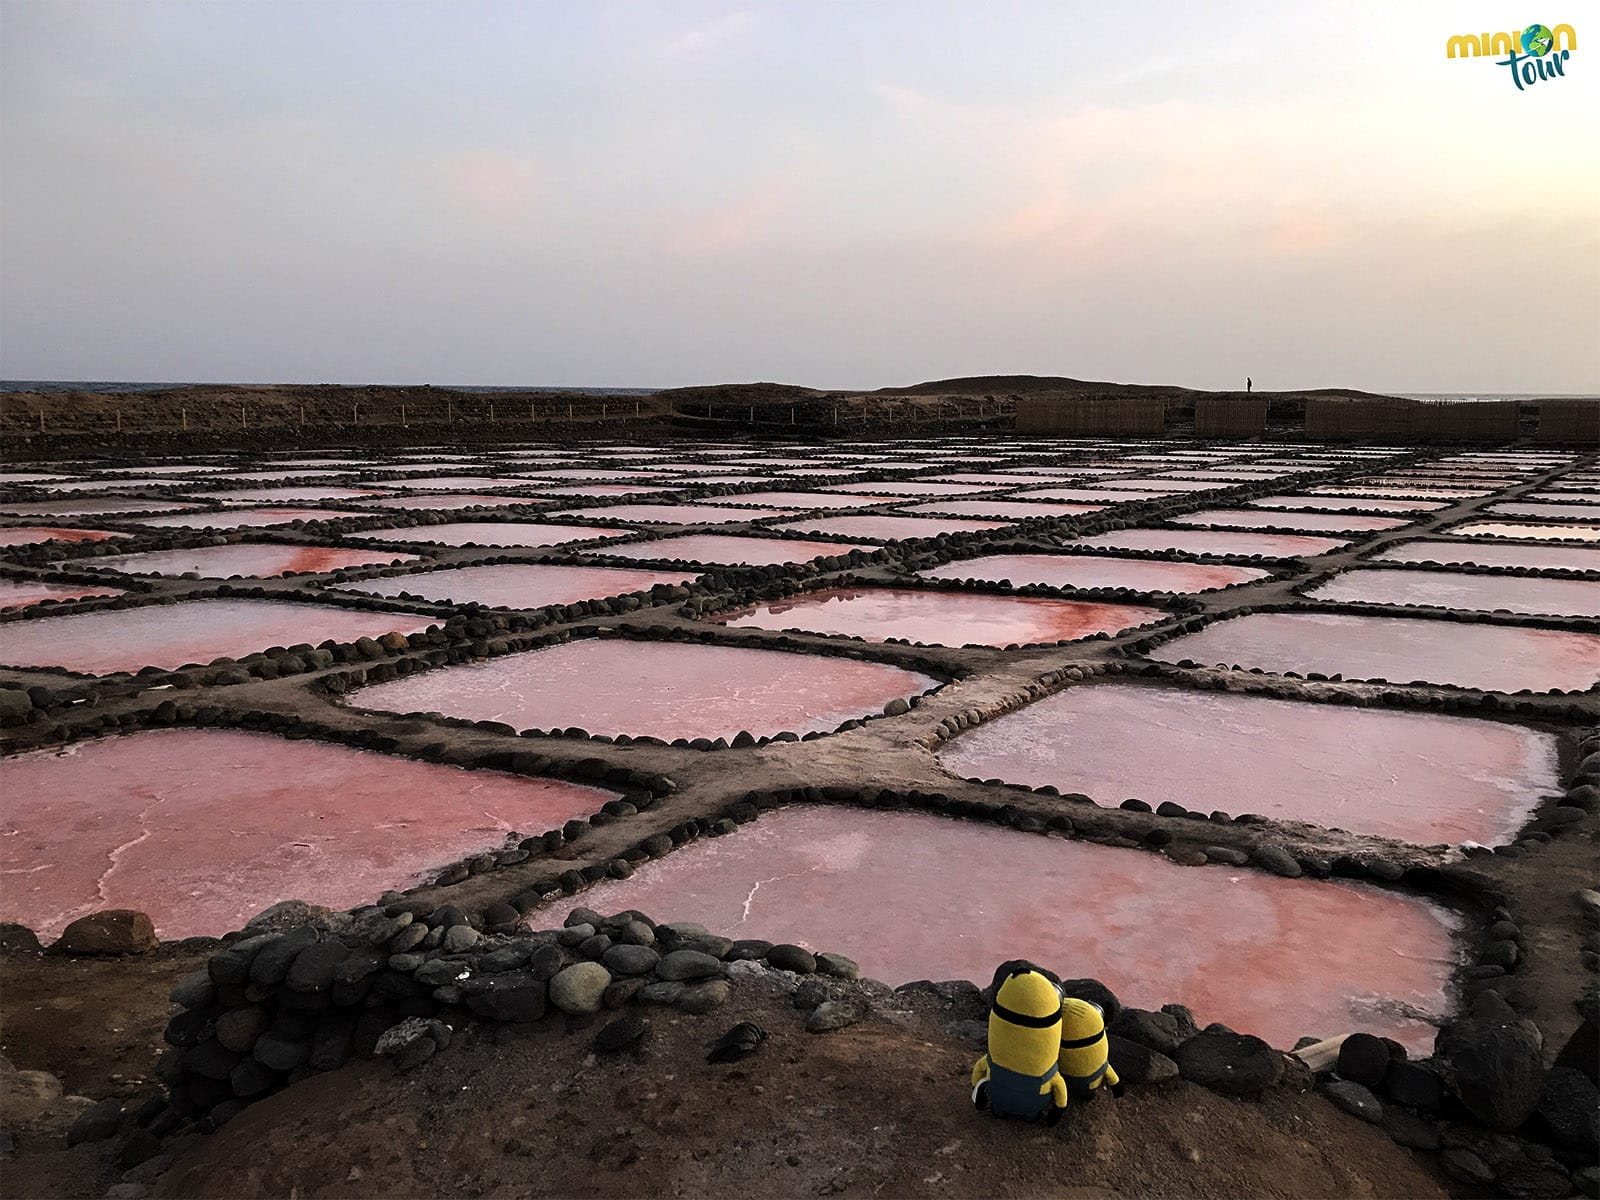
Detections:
[1057, 996, 1121, 1099]
[971, 966, 1068, 1124]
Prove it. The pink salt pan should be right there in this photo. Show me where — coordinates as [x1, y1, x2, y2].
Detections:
[580, 806, 1461, 1052]
[552, 503, 804, 524]
[136, 508, 365, 529]
[77, 543, 418, 579]
[352, 521, 633, 547]
[0, 599, 431, 675]
[1490, 502, 1600, 520]
[1151, 611, 1600, 693]
[0, 729, 617, 940]
[351, 639, 939, 740]
[593, 534, 875, 566]
[0, 527, 125, 547]
[714, 587, 1163, 647]
[339, 563, 694, 608]
[770, 514, 1010, 541]
[0, 578, 122, 610]
[921, 553, 1272, 593]
[1306, 568, 1600, 618]
[1448, 521, 1600, 543]
[938, 684, 1558, 845]
[355, 494, 535, 510]
[702, 492, 891, 511]
[900, 500, 1104, 520]
[1251, 495, 1451, 515]
[1072, 529, 1351, 558]
[1370, 540, 1600, 572]
[1171, 509, 1412, 534]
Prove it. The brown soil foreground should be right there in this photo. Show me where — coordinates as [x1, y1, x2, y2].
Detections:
[0, 945, 1444, 1200]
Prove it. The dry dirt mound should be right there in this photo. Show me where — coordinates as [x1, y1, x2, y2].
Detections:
[150, 986, 1441, 1200]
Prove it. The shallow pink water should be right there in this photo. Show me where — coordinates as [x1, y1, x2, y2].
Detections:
[372, 476, 538, 491]
[1173, 509, 1411, 534]
[137, 508, 363, 529]
[0, 729, 616, 939]
[206, 470, 351, 483]
[0, 498, 192, 518]
[921, 553, 1272, 593]
[579, 806, 1460, 1051]
[1306, 568, 1600, 618]
[1072, 529, 1351, 558]
[189, 486, 386, 503]
[80, 543, 418, 578]
[339, 563, 694, 607]
[771, 514, 1010, 541]
[1015, 487, 1171, 503]
[0, 579, 121, 609]
[354, 494, 535, 510]
[704, 491, 891, 511]
[517, 468, 665, 481]
[1251, 495, 1450, 515]
[1151, 611, 1600, 692]
[939, 684, 1557, 845]
[0, 599, 430, 674]
[714, 587, 1163, 647]
[593, 534, 876, 566]
[1450, 521, 1600, 543]
[823, 481, 997, 497]
[0, 526, 125, 546]
[1313, 486, 1484, 501]
[901, 500, 1104, 520]
[533, 484, 688, 498]
[553, 503, 803, 524]
[1532, 491, 1600, 504]
[353, 521, 633, 547]
[1370, 540, 1600, 571]
[352, 639, 939, 739]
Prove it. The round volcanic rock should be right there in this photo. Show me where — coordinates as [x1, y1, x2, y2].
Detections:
[54, 911, 158, 956]
[1437, 990, 1545, 1131]
[765, 944, 817, 974]
[655, 950, 725, 983]
[602, 944, 660, 977]
[549, 962, 611, 1014]
[594, 1014, 650, 1054]
[1174, 1028, 1283, 1098]
[1336, 1032, 1394, 1090]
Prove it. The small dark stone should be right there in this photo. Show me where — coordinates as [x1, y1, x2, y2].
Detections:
[66, 1097, 124, 1146]
[677, 979, 732, 1014]
[1323, 1079, 1382, 1123]
[1537, 1066, 1600, 1154]
[766, 944, 817, 973]
[1059, 978, 1122, 1026]
[656, 950, 725, 982]
[1107, 1034, 1178, 1085]
[1380, 1108, 1440, 1150]
[594, 1014, 650, 1054]
[1437, 990, 1545, 1131]
[1336, 1032, 1393, 1090]
[118, 1129, 164, 1170]
[1439, 1148, 1494, 1186]
[1251, 845, 1302, 877]
[1384, 1059, 1443, 1112]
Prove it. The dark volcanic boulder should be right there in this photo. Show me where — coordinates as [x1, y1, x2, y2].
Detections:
[1336, 1032, 1394, 1090]
[462, 973, 547, 1023]
[1107, 1033, 1178, 1086]
[1538, 1066, 1600, 1154]
[1059, 978, 1121, 1025]
[54, 910, 158, 956]
[1174, 1028, 1283, 1098]
[1553, 1015, 1598, 1086]
[1436, 991, 1544, 1131]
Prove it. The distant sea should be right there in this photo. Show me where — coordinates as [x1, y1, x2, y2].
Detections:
[0, 380, 658, 396]
[1397, 393, 1599, 403]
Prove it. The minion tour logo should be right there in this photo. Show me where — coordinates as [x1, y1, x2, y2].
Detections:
[1446, 23, 1576, 90]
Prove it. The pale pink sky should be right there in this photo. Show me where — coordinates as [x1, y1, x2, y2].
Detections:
[1, 1, 1595, 392]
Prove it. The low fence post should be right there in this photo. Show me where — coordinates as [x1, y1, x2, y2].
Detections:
[182, 408, 188, 431]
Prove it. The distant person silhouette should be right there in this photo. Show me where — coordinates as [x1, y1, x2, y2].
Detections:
[1246, 377, 1252, 393]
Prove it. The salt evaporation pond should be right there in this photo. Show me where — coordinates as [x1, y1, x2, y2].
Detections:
[1491, 502, 1600, 520]
[0, 729, 617, 939]
[0, 498, 192, 518]
[702, 491, 888, 511]
[355, 494, 534, 511]
[921, 553, 1272, 593]
[1071, 529, 1351, 558]
[338, 563, 694, 608]
[78, 543, 418, 578]
[553, 503, 803, 524]
[1252, 495, 1450, 514]
[0, 578, 122, 610]
[1370, 540, 1600, 572]
[901, 499, 1104, 520]
[1449, 521, 1600, 543]
[350, 639, 939, 740]
[188, 486, 386, 504]
[352, 521, 632, 547]
[580, 806, 1460, 1051]
[0, 599, 430, 674]
[938, 684, 1557, 845]
[136, 507, 363, 529]
[712, 587, 1163, 647]
[1307, 568, 1600, 618]
[1150, 611, 1600, 693]
[1172, 509, 1411, 534]
[771, 514, 1009, 540]
[0, 527, 125, 547]
[594, 534, 875, 566]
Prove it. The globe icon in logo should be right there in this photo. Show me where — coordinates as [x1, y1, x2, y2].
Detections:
[1521, 24, 1554, 55]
